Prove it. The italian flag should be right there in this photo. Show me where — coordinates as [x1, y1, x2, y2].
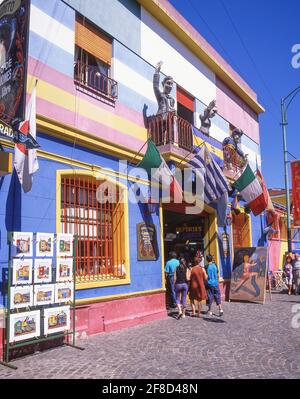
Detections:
[138, 139, 182, 202]
[233, 163, 267, 216]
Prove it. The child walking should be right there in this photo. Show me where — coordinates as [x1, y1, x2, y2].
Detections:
[206, 255, 223, 317]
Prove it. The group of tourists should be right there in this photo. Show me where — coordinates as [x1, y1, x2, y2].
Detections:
[283, 252, 300, 295]
[165, 250, 223, 319]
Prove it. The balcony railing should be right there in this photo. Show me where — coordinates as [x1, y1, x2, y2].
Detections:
[147, 112, 193, 152]
[74, 61, 118, 101]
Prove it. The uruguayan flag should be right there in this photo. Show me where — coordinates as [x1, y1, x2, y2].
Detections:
[188, 144, 230, 225]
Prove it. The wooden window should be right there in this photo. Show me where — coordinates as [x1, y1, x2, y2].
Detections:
[75, 14, 112, 65]
[74, 14, 118, 100]
[60, 176, 126, 283]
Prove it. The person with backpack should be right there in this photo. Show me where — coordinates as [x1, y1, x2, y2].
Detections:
[206, 255, 224, 317]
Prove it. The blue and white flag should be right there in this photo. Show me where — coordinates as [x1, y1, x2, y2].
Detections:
[188, 144, 230, 225]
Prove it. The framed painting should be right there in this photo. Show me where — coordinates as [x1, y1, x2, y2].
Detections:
[34, 284, 55, 306]
[56, 258, 73, 282]
[12, 259, 33, 285]
[137, 222, 158, 261]
[229, 247, 268, 304]
[34, 259, 52, 283]
[9, 310, 40, 343]
[36, 233, 54, 257]
[12, 232, 33, 257]
[56, 233, 73, 257]
[43, 306, 70, 335]
[10, 285, 33, 309]
[55, 283, 73, 304]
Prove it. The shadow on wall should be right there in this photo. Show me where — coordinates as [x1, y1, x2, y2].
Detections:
[5, 170, 21, 233]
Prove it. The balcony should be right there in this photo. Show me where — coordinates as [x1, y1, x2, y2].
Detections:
[147, 111, 193, 153]
[74, 61, 118, 101]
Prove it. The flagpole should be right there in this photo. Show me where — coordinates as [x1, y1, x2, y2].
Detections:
[123, 138, 149, 176]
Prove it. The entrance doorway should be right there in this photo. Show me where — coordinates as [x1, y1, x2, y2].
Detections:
[163, 209, 206, 264]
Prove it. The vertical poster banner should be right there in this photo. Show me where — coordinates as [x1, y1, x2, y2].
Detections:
[0, 0, 30, 139]
[291, 160, 300, 228]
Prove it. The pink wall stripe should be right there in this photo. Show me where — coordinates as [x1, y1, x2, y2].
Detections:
[216, 77, 260, 144]
[28, 57, 146, 128]
[36, 97, 146, 154]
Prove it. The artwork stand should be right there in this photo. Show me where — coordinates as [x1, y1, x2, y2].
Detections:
[1, 233, 84, 370]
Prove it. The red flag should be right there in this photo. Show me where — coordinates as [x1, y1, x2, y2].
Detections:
[291, 160, 300, 227]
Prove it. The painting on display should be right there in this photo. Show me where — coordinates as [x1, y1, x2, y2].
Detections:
[36, 233, 54, 257]
[56, 258, 73, 282]
[12, 232, 33, 257]
[34, 259, 52, 283]
[56, 233, 73, 257]
[10, 285, 33, 309]
[137, 222, 158, 261]
[9, 310, 40, 343]
[12, 258, 33, 285]
[229, 247, 268, 304]
[55, 283, 73, 304]
[43, 306, 70, 335]
[34, 284, 55, 306]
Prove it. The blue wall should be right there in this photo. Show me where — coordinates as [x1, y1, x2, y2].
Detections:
[0, 134, 164, 306]
[63, 0, 141, 54]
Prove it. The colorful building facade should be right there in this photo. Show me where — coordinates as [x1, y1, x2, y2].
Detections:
[0, 0, 266, 350]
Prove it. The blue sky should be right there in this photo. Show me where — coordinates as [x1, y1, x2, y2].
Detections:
[169, 0, 300, 189]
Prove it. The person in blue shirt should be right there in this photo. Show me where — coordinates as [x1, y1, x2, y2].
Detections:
[206, 255, 223, 317]
[165, 251, 179, 308]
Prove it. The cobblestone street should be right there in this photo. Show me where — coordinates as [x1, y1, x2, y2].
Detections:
[0, 293, 299, 379]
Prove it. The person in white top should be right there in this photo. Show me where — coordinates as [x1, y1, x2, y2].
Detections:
[293, 253, 300, 295]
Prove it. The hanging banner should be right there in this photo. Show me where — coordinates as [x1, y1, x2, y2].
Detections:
[291, 160, 300, 227]
[0, 0, 30, 140]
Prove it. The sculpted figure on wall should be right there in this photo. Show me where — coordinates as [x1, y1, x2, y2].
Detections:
[199, 99, 217, 135]
[222, 128, 248, 177]
[153, 61, 175, 117]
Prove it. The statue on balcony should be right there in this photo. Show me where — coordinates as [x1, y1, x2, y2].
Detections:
[153, 61, 175, 117]
[222, 128, 248, 177]
[199, 100, 217, 135]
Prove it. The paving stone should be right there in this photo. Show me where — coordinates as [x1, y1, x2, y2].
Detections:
[0, 293, 299, 379]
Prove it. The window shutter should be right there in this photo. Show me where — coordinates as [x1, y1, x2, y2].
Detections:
[75, 15, 112, 65]
[177, 86, 194, 112]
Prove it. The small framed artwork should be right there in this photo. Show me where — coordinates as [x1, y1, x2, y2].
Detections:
[34, 259, 52, 283]
[43, 306, 70, 335]
[10, 285, 33, 309]
[12, 259, 33, 285]
[9, 310, 40, 343]
[12, 232, 33, 257]
[36, 233, 54, 257]
[56, 233, 73, 257]
[56, 258, 73, 282]
[55, 283, 73, 304]
[34, 284, 55, 306]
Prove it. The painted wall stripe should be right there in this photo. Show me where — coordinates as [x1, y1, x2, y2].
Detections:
[31, 0, 75, 31]
[30, 4, 75, 56]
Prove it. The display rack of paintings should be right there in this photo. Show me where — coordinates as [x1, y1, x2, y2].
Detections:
[0, 232, 83, 370]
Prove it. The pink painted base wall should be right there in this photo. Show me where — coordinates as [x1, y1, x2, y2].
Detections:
[75, 292, 167, 337]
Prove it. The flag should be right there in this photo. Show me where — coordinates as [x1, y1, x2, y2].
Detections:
[188, 144, 230, 224]
[189, 145, 230, 203]
[137, 139, 182, 202]
[256, 169, 274, 214]
[14, 86, 39, 193]
[13, 119, 40, 149]
[233, 163, 267, 216]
